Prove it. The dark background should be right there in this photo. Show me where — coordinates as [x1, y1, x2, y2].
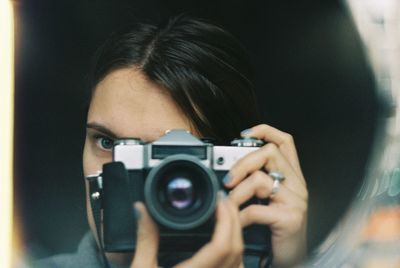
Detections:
[15, 0, 382, 259]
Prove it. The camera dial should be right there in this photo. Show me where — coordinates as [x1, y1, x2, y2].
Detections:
[231, 137, 264, 147]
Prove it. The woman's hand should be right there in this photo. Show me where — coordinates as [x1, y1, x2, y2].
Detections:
[130, 194, 244, 268]
[225, 124, 308, 268]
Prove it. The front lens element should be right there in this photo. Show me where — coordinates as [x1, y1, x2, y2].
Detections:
[166, 177, 193, 209]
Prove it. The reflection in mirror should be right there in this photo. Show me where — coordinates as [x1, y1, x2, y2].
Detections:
[14, 1, 387, 267]
[308, 0, 400, 266]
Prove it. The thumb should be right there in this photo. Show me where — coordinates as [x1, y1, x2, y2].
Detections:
[130, 202, 159, 268]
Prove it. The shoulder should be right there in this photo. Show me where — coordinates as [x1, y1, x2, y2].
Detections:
[33, 232, 103, 268]
[33, 253, 77, 268]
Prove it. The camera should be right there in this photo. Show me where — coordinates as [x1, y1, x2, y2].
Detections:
[86, 129, 271, 254]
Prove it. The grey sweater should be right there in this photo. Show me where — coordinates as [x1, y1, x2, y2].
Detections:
[35, 232, 266, 268]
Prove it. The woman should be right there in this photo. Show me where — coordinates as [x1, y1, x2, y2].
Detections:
[39, 15, 307, 268]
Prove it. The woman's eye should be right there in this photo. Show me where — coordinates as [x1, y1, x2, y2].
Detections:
[95, 136, 114, 151]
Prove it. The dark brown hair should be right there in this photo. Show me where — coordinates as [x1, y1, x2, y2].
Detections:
[89, 15, 260, 144]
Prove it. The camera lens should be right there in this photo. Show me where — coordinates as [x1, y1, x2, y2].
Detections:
[166, 177, 193, 209]
[145, 154, 219, 230]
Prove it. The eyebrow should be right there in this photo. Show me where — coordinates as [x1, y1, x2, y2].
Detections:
[86, 122, 119, 139]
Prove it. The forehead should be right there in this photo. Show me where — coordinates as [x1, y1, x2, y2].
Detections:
[87, 68, 193, 141]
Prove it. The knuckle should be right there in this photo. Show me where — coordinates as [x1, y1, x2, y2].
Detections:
[239, 244, 244, 255]
[251, 171, 265, 185]
[211, 236, 233, 256]
[298, 199, 308, 214]
[213, 244, 230, 258]
[250, 172, 271, 197]
[296, 186, 309, 203]
[245, 204, 260, 220]
[264, 142, 278, 154]
[302, 189, 309, 202]
[232, 243, 244, 256]
[283, 133, 294, 144]
[286, 206, 307, 227]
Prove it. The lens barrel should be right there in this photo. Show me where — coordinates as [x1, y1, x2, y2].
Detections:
[144, 154, 219, 230]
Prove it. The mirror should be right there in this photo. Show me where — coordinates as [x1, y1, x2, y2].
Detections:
[14, 0, 389, 266]
[307, 0, 400, 266]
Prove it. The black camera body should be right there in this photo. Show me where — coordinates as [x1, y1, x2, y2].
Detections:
[87, 130, 271, 255]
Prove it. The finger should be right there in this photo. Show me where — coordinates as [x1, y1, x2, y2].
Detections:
[239, 203, 281, 228]
[210, 195, 235, 248]
[229, 170, 287, 206]
[228, 170, 307, 219]
[241, 124, 304, 180]
[239, 204, 308, 268]
[225, 198, 244, 267]
[225, 143, 302, 193]
[239, 203, 306, 230]
[131, 202, 159, 268]
[175, 195, 242, 268]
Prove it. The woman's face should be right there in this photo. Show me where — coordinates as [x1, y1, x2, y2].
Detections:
[82, 68, 193, 256]
[83, 68, 193, 177]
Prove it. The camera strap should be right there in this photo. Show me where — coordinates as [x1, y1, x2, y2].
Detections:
[87, 175, 111, 268]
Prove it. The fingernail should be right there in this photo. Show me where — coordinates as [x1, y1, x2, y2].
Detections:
[240, 128, 252, 137]
[133, 203, 141, 220]
[223, 173, 231, 185]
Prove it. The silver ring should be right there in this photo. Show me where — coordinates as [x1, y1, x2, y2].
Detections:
[269, 171, 285, 194]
